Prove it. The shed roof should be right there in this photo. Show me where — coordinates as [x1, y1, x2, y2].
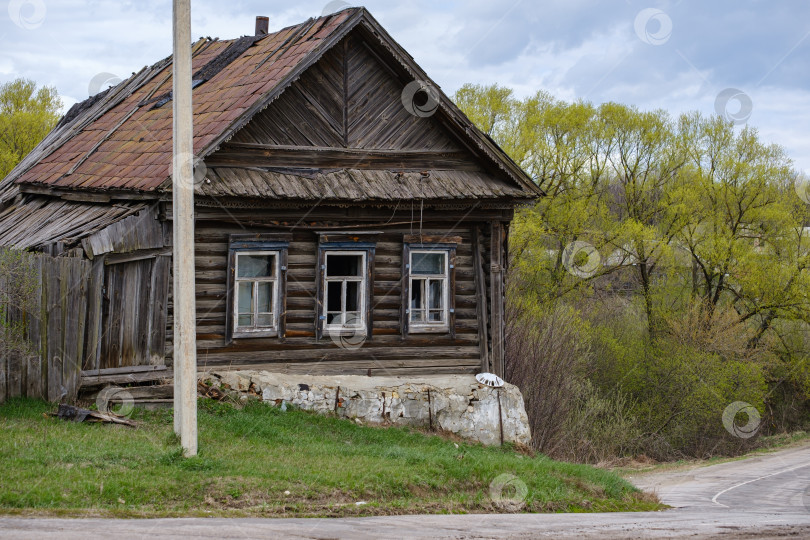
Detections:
[1, 7, 540, 203]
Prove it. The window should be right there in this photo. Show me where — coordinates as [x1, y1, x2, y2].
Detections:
[402, 241, 457, 335]
[409, 251, 448, 327]
[226, 234, 290, 341]
[316, 233, 378, 340]
[324, 252, 366, 332]
[235, 252, 278, 331]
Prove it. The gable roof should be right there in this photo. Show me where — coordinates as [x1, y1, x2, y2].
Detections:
[1, 7, 540, 202]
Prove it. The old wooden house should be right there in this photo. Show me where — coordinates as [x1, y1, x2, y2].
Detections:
[0, 7, 540, 401]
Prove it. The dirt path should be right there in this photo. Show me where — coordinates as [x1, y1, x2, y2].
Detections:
[3, 444, 810, 538]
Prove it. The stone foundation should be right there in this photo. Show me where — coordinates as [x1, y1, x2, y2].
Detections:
[202, 371, 531, 446]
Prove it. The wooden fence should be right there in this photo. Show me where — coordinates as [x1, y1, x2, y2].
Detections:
[0, 252, 100, 403]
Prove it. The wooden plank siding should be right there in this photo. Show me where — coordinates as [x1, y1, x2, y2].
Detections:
[0, 253, 94, 403]
[161, 206, 503, 375]
[229, 34, 463, 153]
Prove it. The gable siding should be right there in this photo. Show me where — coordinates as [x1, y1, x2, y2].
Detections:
[230, 34, 462, 153]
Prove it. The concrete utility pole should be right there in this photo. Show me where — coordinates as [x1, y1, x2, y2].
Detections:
[172, 0, 198, 456]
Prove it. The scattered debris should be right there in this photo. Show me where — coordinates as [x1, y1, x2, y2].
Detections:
[197, 380, 227, 400]
[51, 404, 136, 427]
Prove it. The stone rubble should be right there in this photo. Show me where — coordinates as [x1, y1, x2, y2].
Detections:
[201, 371, 531, 446]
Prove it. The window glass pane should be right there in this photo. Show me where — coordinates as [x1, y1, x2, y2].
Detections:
[257, 282, 273, 314]
[327, 281, 342, 312]
[411, 279, 424, 309]
[429, 280, 444, 309]
[257, 313, 274, 327]
[237, 254, 275, 278]
[327, 312, 342, 324]
[410, 309, 425, 322]
[346, 281, 360, 312]
[412, 252, 445, 275]
[237, 282, 253, 314]
[428, 310, 443, 322]
[326, 254, 362, 277]
[344, 312, 361, 326]
[238, 314, 253, 327]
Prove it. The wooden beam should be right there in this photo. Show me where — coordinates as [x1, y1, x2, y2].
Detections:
[403, 234, 462, 245]
[104, 247, 172, 266]
[18, 183, 159, 201]
[80, 368, 172, 388]
[81, 364, 168, 378]
[209, 143, 480, 171]
[472, 226, 490, 373]
[489, 221, 505, 377]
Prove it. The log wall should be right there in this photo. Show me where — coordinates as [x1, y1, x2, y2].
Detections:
[165, 206, 510, 376]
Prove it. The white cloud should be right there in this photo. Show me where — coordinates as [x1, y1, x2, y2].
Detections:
[0, 0, 808, 169]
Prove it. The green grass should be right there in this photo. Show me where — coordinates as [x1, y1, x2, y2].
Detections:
[0, 398, 660, 517]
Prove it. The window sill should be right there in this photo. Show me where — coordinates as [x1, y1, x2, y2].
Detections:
[232, 328, 279, 339]
[408, 325, 450, 334]
[324, 326, 367, 337]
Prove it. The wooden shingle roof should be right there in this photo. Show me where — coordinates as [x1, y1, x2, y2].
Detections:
[1, 7, 540, 202]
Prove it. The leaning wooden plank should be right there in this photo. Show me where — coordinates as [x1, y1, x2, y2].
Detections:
[81, 364, 168, 377]
[79, 368, 172, 388]
[52, 403, 136, 427]
[83, 384, 174, 401]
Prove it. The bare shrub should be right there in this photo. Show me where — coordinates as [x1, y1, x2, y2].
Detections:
[560, 380, 641, 463]
[504, 291, 592, 456]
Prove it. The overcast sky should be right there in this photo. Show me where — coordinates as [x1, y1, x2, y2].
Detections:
[1, 0, 808, 171]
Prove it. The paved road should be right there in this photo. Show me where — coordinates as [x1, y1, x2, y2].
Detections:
[2, 443, 810, 538]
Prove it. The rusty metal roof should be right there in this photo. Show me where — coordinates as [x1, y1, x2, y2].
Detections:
[1, 7, 541, 200]
[4, 9, 357, 193]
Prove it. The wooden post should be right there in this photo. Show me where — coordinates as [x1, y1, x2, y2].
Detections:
[172, 0, 197, 456]
[472, 226, 490, 373]
[489, 221, 505, 378]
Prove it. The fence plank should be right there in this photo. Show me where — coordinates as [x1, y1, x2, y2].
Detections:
[149, 256, 170, 364]
[37, 256, 49, 399]
[46, 260, 63, 401]
[7, 351, 22, 398]
[75, 261, 89, 391]
[0, 352, 6, 403]
[83, 257, 105, 371]
[61, 260, 82, 402]
[24, 353, 41, 399]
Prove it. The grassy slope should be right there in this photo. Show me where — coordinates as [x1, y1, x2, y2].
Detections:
[0, 398, 660, 517]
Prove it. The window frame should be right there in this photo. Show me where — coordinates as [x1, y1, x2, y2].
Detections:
[233, 250, 280, 334]
[402, 242, 457, 336]
[316, 238, 377, 341]
[226, 234, 290, 342]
